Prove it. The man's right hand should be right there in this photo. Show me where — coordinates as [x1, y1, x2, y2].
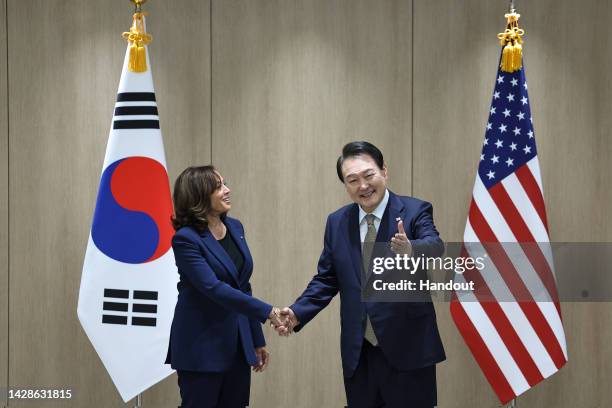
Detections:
[271, 307, 299, 337]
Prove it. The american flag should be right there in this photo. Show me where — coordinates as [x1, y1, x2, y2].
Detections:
[450, 54, 568, 404]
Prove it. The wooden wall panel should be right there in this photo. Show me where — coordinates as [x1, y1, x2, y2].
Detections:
[3, 0, 610, 407]
[413, 1, 612, 407]
[211, 1, 412, 406]
[143, 1, 210, 406]
[413, 2, 503, 406]
[0, 0, 7, 407]
[510, 1, 612, 406]
[7, 1, 209, 406]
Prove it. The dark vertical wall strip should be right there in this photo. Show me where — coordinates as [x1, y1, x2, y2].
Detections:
[410, 0, 414, 197]
[210, 0, 214, 165]
[7, 1, 211, 406]
[1, 0, 8, 406]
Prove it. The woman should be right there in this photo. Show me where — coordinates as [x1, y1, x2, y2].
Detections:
[165, 165, 283, 408]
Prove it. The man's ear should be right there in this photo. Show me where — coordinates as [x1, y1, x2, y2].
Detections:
[382, 164, 388, 179]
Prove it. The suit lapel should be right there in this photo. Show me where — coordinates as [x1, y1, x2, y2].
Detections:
[378, 191, 406, 242]
[200, 227, 240, 285]
[344, 204, 364, 283]
[226, 220, 252, 280]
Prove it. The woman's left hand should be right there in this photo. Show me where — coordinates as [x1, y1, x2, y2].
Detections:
[253, 347, 270, 372]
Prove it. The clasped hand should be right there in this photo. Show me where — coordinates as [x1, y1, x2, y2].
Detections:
[269, 307, 299, 337]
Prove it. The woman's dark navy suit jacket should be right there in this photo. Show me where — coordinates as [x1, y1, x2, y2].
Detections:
[165, 217, 272, 371]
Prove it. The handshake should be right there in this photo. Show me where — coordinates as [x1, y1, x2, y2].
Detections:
[268, 307, 300, 336]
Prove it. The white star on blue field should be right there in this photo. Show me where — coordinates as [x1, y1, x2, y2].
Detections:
[479, 65, 537, 188]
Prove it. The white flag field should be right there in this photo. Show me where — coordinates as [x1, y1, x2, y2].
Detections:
[77, 16, 178, 402]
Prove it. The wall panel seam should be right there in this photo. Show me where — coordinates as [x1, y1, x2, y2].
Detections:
[410, 0, 414, 197]
[209, 0, 213, 164]
[3, 0, 9, 405]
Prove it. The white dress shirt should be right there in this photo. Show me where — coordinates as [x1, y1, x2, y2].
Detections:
[358, 189, 390, 243]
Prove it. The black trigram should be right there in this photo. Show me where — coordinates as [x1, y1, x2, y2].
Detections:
[112, 92, 160, 130]
[102, 288, 158, 327]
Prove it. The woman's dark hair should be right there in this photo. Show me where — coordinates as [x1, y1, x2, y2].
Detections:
[171, 165, 222, 232]
[336, 141, 385, 182]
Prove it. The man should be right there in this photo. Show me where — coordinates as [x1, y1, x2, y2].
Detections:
[276, 141, 446, 408]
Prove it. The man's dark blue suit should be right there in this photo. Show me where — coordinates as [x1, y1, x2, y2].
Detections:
[290, 191, 446, 405]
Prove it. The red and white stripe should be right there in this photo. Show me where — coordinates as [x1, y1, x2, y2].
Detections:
[451, 157, 568, 404]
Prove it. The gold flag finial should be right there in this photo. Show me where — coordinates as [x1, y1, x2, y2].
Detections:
[131, 0, 147, 12]
[497, 9, 524, 73]
[122, 0, 152, 73]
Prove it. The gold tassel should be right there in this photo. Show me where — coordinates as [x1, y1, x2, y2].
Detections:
[122, 12, 152, 73]
[502, 39, 514, 72]
[512, 40, 523, 71]
[497, 12, 524, 73]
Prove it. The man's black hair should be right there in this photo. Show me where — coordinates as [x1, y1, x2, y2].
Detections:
[336, 141, 384, 182]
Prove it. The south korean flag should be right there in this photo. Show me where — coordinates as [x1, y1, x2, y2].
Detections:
[77, 11, 178, 402]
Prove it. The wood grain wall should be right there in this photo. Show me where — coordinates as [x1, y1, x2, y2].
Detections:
[413, 2, 512, 407]
[413, 1, 612, 407]
[5, 0, 209, 406]
[507, 1, 612, 406]
[211, 1, 411, 407]
[1, 1, 610, 407]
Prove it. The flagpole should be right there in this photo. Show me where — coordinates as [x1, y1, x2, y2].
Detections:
[506, 1, 517, 402]
[127, 5, 149, 406]
[133, 393, 143, 408]
[130, 0, 147, 13]
[499, 0, 519, 401]
[129, 2, 148, 403]
[507, 0, 516, 387]
[124, 5, 146, 408]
